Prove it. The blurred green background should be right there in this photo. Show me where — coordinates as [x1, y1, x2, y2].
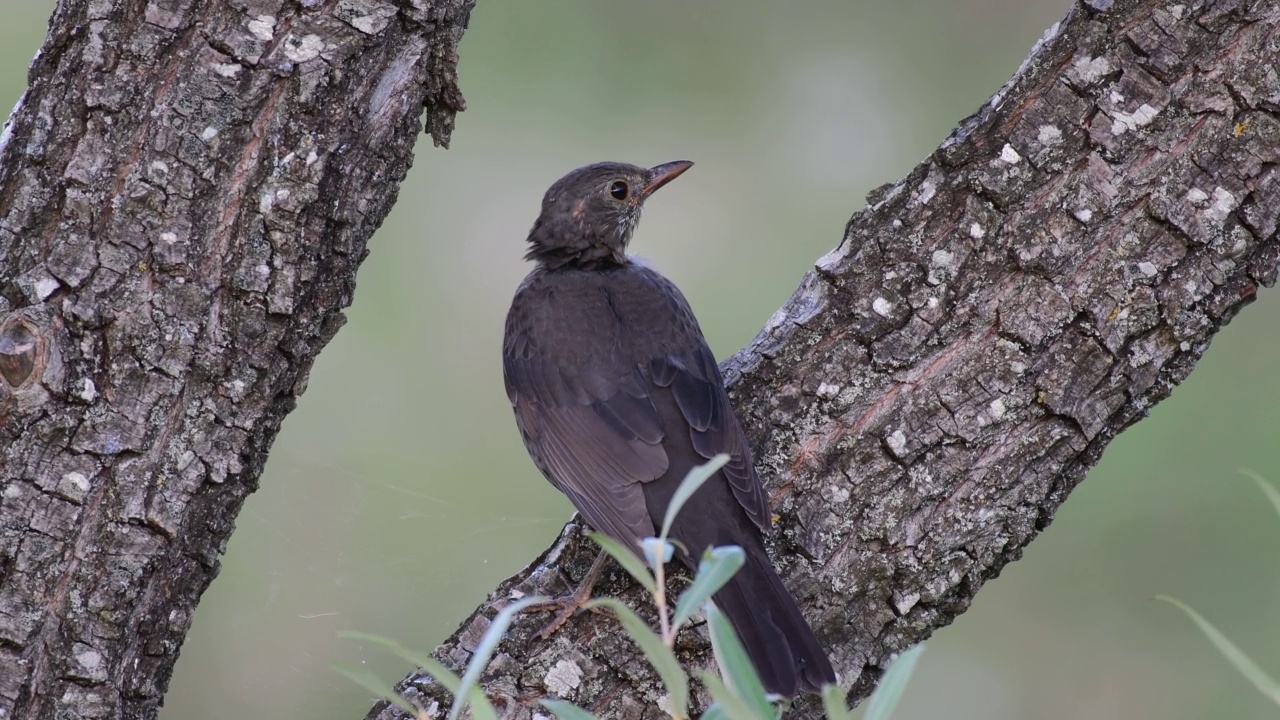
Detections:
[4, 1, 1278, 718]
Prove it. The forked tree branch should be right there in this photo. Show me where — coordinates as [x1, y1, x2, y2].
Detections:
[365, 0, 1280, 718]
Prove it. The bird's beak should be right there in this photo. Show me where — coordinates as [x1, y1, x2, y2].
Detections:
[642, 160, 694, 197]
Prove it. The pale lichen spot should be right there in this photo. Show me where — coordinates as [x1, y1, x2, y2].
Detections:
[1000, 143, 1021, 164]
[543, 659, 583, 696]
[247, 15, 276, 41]
[872, 297, 893, 316]
[916, 180, 936, 205]
[928, 249, 955, 285]
[1205, 187, 1238, 222]
[1184, 187, 1209, 204]
[1038, 124, 1063, 145]
[212, 63, 241, 78]
[283, 34, 325, 63]
[201, 126, 218, 142]
[826, 485, 850, 504]
[816, 382, 842, 399]
[61, 471, 90, 494]
[74, 646, 104, 674]
[1110, 103, 1159, 135]
[968, 222, 985, 239]
[886, 429, 908, 458]
[987, 398, 1006, 419]
[893, 591, 920, 615]
[1137, 261, 1158, 277]
[33, 276, 59, 300]
[160, 232, 178, 244]
[1074, 207, 1093, 223]
[74, 378, 98, 402]
[1072, 55, 1113, 85]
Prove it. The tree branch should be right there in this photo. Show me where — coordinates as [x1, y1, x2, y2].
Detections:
[365, 0, 1280, 717]
[0, 0, 473, 717]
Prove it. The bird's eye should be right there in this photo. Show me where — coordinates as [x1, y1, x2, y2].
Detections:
[608, 180, 630, 200]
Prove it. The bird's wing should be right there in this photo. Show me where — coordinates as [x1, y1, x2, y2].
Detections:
[503, 347, 668, 546]
[649, 341, 771, 532]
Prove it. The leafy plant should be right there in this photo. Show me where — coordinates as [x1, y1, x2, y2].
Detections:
[1157, 469, 1280, 708]
[338, 456, 929, 719]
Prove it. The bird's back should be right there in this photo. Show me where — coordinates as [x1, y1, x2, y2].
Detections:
[505, 263, 703, 369]
[503, 261, 770, 540]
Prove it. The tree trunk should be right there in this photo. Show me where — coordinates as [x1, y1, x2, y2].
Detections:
[361, 0, 1280, 718]
[0, 0, 473, 717]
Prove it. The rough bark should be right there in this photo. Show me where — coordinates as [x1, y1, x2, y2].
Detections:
[0, 0, 472, 717]
[364, 0, 1280, 718]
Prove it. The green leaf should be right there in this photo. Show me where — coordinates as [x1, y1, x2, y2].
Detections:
[538, 699, 601, 720]
[863, 643, 925, 720]
[336, 632, 496, 720]
[337, 631, 461, 690]
[1157, 595, 1280, 706]
[1240, 468, 1280, 523]
[588, 532, 656, 594]
[587, 597, 689, 715]
[660, 455, 730, 540]
[820, 683, 854, 720]
[333, 663, 421, 717]
[696, 670, 770, 720]
[699, 704, 731, 720]
[672, 546, 745, 630]
[704, 601, 773, 720]
[449, 596, 547, 720]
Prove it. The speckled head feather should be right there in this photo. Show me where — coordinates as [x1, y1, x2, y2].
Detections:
[525, 160, 693, 270]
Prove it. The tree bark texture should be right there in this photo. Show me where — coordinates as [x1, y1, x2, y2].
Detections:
[365, 0, 1280, 718]
[0, 0, 472, 717]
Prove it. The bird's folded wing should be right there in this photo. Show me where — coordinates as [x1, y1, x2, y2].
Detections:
[505, 355, 668, 546]
[649, 345, 771, 532]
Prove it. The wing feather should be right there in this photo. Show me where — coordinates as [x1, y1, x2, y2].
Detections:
[505, 349, 667, 548]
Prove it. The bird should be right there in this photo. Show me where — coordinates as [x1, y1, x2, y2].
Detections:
[502, 160, 836, 697]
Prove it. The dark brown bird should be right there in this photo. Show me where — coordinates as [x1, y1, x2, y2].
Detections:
[502, 160, 836, 696]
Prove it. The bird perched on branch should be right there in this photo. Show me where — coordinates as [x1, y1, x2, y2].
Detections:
[502, 160, 836, 697]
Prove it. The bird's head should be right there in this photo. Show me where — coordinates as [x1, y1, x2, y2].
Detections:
[524, 160, 693, 269]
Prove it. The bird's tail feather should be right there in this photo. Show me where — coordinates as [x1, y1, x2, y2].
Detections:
[711, 545, 836, 697]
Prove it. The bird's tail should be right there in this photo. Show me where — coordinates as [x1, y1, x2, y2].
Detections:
[710, 542, 836, 697]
